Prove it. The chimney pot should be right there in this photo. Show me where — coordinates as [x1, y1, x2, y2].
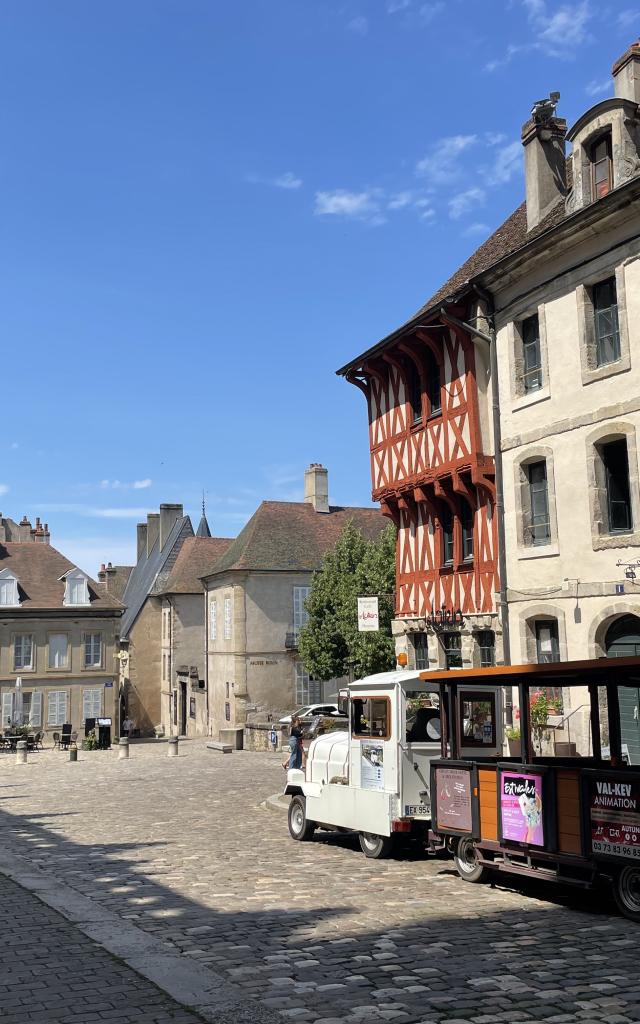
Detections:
[612, 41, 640, 104]
[304, 464, 330, 514]
[521, 103, 567, 232]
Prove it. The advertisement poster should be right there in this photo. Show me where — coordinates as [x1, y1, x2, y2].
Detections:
[500, 771, 544, 846]
[361, 742, 384, 790]
[357, 597, 379, 632]
[435, 766, 472, 833]
[588, 773, 640, 861]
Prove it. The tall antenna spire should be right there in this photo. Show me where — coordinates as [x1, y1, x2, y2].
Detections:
[196, 490, 212, 538]
[202, 489, 206, 517]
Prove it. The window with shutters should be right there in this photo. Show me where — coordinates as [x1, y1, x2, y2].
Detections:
[26, 691, 43, 728]
[47, 690, 69, 726]
[293, 586, 310, 640]
[83, 688, 102, 719]
[224, 597, 232, 640]
[0, 569, 19, 606]
[48, 633, 69, 670]
[515, 448, 559, 554]
[83, 632, 103, 669]
[210, 599, 217, 641]
[14, 634, 34, 670]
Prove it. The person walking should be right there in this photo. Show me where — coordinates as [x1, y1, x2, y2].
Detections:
[283, 715, 304, 771]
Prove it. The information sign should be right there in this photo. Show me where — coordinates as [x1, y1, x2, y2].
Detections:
[587, 772, 640, 861]
[434, 766, 473, 833]
[361, 742, 384, 790]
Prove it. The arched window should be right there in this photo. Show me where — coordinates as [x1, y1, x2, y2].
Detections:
[590, 133, 612, 200]
[424, 349, 441, 416]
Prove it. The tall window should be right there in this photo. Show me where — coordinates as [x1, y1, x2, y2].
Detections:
[601, 438, 632, 533]
[294, 663, 321, 705]
[425, 350, 441, 416]
[522, 314, 542, 393]
[224, 597, 232, 640]
[209, 599, 217, 641]
[535, 620, 559, 663]
[83, 688, 102, 719]
[593, 278, 620, 367]
[461, 502, 474, 562]
[47, 690, 69, 727]
[84, 632, 102, 668]
[293, 586, 311, 639]
[526, 461, 550, 546]
[14, 634, 34, 670]
[408, 369, 423, 424]
[477, 630, 495, 668]
[591, 134, 612, 200]
[413, 633, 429, 671]
[442, 632, 462, 669]
[441, 509, 454, 565]
[49, 633, 69, 669]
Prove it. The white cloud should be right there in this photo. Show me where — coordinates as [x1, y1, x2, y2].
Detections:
[483, 140, 522, 186]
[0, 484, 9, 497]
[463, 222, 490, 237]
[132, 479, 152, 490]
[618, 9, 640, 28]
[347, 15, 368, 34]
[486, 0, 592, 70]
[99, 479, 152, 491]
[388, 191, 414, 210]
[273, 172, 303, 190]
[314, 189, 385, 224]
[485, 132, 507, 146]
[387, 0, 410, 11]
[585, 78, 610, 97]
[449, 187, 486, 220]
[416, 134, 477, 185]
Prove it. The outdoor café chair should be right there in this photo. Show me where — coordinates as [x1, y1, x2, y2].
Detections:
[60, 724, 72, 750]
[52, 732, 60, 750]
[33, 732, 44, 751]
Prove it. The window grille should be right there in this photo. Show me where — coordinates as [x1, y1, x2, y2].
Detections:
[477, 630, 495, 668]
[522, 314, 542, 393]
[413, 633, 428, 671]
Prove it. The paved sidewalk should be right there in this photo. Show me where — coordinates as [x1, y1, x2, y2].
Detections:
[0, 872, 202, 1024]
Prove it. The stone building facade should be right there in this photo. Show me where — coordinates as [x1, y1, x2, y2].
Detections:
[0, 517, 122, 739]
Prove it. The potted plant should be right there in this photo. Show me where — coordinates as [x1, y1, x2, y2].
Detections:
[81, 730, 99, 751]
[506, 725, 521, 757]
[530, 689, 562, 754]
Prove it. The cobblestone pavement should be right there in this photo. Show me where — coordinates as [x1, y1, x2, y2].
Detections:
[1, 741, 639, 1024]
[0, 872, 203, 1024]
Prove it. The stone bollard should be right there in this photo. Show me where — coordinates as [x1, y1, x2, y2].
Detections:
[168, 736, 179, 757]
[16, 740, 27, 765]
[69, 744, 78, 763]
[118, 737, 130, 760]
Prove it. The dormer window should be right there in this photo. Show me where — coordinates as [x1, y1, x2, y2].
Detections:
[591, 133, 612, 200]
[61, 568, 90, 606]
[0, 569, 19, 606]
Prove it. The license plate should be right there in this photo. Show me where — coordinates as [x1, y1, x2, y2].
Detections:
[405, 804, 429, 816]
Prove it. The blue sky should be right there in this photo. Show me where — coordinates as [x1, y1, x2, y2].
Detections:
[1, 0, 637, 572]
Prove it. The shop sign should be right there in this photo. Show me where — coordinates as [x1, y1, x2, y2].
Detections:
[425, 606, 464, 630]
[500, 770, 544, 847]
[434, 766, 473, 833]
[357, 597, 379, 632]
[588, 773, 640, 861]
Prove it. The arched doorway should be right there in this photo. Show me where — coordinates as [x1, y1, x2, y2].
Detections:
[605, 615, 640, 764]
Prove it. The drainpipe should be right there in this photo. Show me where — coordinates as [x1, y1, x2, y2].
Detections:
[438, 292, 512, 699]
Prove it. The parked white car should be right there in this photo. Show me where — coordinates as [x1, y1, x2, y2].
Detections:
[279, 703, 345, 725]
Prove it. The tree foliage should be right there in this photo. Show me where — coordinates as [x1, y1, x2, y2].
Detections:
[298, 521, 397, 681]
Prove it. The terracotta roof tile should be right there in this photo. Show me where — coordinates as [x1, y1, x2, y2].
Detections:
[0, 543, 123, 611]
[159, 537, 233, 594]
[204, 501, 388, 576]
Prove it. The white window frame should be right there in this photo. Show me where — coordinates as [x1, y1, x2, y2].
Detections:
[210, 598, 217, 641]
[48, 633, 69, 670]
[293, 586, 311, 639]
[224, 597, 232, 640]
[82, 688, 102, 720]
[83, 632, 103, 669]
[47, 690, 69, 727]
[62, 569, 90, 606]
[14, 634, 34, 671]
[0, 569, 19, 607]
[27, 691, 43, 728]
[294, 663, 321, 706]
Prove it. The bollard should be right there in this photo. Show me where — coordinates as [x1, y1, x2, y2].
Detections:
[16, 740, 27, 765]
[118, 737, 130, 760]
[69, 744, 78, 763]
[168, 736, 179, 757]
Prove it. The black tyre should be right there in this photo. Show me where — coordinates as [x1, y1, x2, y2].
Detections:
[288, 796, 316, 842]
[453, 836, 489, 883]
[613, 865, 640, 922]
[359, 831, 394, 859]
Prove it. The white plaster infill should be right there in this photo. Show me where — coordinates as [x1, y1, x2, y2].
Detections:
[0, 849, 281, 1024]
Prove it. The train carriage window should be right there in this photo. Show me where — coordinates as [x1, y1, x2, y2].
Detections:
[460, 693, 496, 747]
[351, 697, 390, 738]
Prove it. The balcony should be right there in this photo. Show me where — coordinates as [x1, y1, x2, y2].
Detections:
[285, 631, 299, 650]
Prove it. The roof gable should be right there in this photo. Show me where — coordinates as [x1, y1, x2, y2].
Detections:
[159, 536, 233, 594]
[0, 543, 122, 611]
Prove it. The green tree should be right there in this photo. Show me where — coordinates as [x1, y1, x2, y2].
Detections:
[298, 521, 397, 681]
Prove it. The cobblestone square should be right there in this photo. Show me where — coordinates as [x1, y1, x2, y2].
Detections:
[1, 742, 639, 1024]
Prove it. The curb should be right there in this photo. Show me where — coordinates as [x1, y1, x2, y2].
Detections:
[0, 851, 281, 1024]
[260, 793, 290, 814]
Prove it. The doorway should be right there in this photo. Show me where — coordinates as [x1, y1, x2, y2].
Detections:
[180, 681, 187, 736]
[605, 614, 640, 764]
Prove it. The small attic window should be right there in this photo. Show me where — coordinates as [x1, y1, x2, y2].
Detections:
[590, 133, 612, 201]
[62, 568, 90, 606]
[0, 569, 19, 606]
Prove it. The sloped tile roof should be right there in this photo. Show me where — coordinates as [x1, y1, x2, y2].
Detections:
[203, 501, 388, 576]
[120, 516, 193, 637]
[106, 565, 133, 602]
[159, 537, 233, 594]
[0, 543, 123, 611]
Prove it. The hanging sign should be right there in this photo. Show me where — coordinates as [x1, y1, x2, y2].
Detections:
[587, 772, 640, 861]
[425, 606, 465, 630]
[357, 597, 379, 632]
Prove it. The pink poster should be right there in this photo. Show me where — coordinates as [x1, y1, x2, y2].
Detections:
[500, 771, 544, 846]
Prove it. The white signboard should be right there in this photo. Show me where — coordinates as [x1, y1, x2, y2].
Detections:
[357, 597, 379, 632]
[361, 742, 384, 790]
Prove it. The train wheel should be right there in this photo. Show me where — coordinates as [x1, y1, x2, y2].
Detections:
[613, 865, 640, 922]
[454, 837, 489, 883]
[359, 832, 393, 859]
[288, 796, 316, 841]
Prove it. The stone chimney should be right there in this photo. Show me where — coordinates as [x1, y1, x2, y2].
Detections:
[304, 464, 330, 514]
[159, 503, 183, 549]
[136, 522, 148, 561]
[521, 92, 567, 232]
[98, 561, 117, 593]
[18, 516, 32, 543]
[613, 41, 640, 104]
[146, 513, 160, 557]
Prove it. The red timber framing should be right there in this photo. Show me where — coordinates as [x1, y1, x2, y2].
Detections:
[347, 316, 498, 619]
